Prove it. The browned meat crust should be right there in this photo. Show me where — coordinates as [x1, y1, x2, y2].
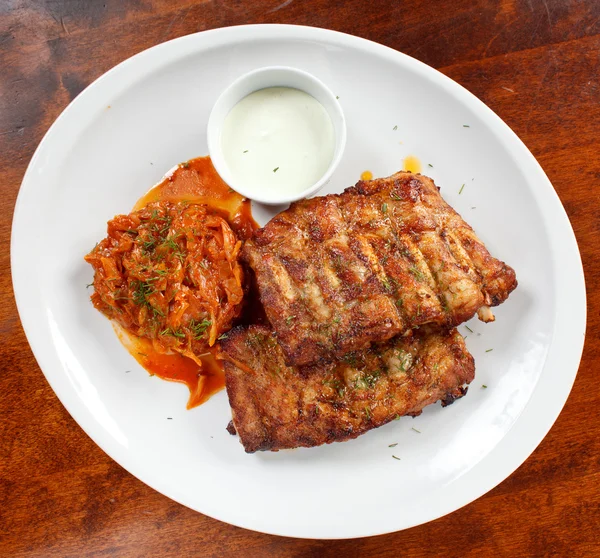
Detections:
[220, 325, 475, 453]
[243, 172, 517, 367]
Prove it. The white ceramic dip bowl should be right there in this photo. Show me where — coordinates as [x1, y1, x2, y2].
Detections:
[207, 66, 346, 205]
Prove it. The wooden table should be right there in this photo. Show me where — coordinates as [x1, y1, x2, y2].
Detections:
[1, 1, 598, 556]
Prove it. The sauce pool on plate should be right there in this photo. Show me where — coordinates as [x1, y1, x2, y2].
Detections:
[403, 155, 422, 173]
[115, 325, 225, 409]
[221, 87, 335, 197]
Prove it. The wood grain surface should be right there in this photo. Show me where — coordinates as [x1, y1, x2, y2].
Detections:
[1, 1, 599, 556]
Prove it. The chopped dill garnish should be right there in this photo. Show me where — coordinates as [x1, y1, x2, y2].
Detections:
[354, 370, 381, 390]
[161, 238, 179, 251]
[428, 163, 433, 168]
[218, 333, 229, 340]
[465, 325, 473, 333]
[132, 280, 155, 308]
[389, 442, 398, 448]
[485, 348, 493, 353]
[481, 384, 488, 389]
[390, 191, 402, 201]
[393, 125, 398, 130]
[273, 167, 279, 173]
[190, 318, 211, 339]
[463, 124, 470, 127]
[322, 377, 346, 397]
[408, 265, 425, 282]
[286, 315, 296, 324]
[160, 327, 185, 339]
[411, 427, 421, 433]
[459, 184, 465, 195]
[151, 306, 165, 317]
[392, 455, 401, 460]
[181, 161, 190, 168]
[364, 406, 372, 420]
[142, 238, 157, 252]
[161, 237, 186, 261]
[381, 203, 388, 213]
[243, 150, 248, 153]
[86, 282, 94, 289]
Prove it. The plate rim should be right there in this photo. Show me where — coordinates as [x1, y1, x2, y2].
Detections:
[11, 23, 587, 539]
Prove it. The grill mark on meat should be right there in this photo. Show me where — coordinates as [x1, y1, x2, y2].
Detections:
[244, 246, 331, 362]
[444, 230, 482, 284]
[372, 233, 421, 325]
[339, 196, 442, 333]
[397, 233, 443, 328]
[220, 325, 475, 453]
[416, 230, 483, 324]
[243, 172, 517, 367]
[268, 214, 345, 334]
[316, 200, 402, 353]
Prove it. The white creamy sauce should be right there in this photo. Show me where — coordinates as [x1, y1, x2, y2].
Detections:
[221, 87, 335, 196]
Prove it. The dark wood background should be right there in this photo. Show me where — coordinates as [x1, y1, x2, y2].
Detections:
[1, 1, 598, 556]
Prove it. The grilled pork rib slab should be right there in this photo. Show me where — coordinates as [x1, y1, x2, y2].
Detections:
[220, 325, 475, 453]
[243, 172, 517, 367]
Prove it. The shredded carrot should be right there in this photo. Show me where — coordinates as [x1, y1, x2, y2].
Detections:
[85, 201, 245, 363]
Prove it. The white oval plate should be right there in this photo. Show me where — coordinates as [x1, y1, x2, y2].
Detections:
[12, 25, 586, 539]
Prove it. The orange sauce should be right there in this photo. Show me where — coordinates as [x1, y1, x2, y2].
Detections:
[121, 156, 257, 408]
[115, 325, 225, 409]
[403, 155, 422, 173]
[134, 156, 257, 240]
[360, 170, 373, 181]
